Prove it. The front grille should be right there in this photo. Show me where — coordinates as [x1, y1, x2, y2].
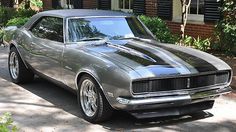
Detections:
[132, 71, 230, 94]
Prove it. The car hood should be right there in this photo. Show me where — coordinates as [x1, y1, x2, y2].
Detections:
[83, 39, 231, 78]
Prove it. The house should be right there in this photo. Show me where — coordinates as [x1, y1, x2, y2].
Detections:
[1, 0, 221, 39]
[0, 0, 25, 8]
[42, 0, 221, 39]
[0, 0, 14, 7]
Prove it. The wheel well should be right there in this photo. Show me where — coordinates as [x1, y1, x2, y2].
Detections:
[76, 72, 87, 86]
[76, 72, 102, 88]
[76, 72, 114, 108]
[9, 44, 29, 69]
[9, 44, 15, 49]
[76, 72, 104, 96]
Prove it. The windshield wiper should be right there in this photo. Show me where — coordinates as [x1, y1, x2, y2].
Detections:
[79, 37, 106, 41]
[114, 36, 141, 40]
[109, 36, 137, 40]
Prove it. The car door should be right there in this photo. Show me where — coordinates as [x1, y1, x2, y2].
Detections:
[27, 16, 64, 82]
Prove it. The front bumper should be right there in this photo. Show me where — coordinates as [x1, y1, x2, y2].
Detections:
[117, 86, 231, 106]
[115, 86, 231, 118]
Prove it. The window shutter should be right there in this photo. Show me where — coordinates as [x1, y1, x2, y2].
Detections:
[98, 0, 111, 10]
[73, 0, 83, 9]
[1, 0, 14, 7]
[204, 0, 221, 22]
[157, 0, 173, 20]
[52, 0, 60, 8]
[133, 0, 146, 15]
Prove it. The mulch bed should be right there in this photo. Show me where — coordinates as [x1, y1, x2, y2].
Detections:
[224, 87, 236, 99]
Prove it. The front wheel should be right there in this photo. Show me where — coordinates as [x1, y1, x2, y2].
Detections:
[77, 75, 113, 123]
[8, 47, 34, 84]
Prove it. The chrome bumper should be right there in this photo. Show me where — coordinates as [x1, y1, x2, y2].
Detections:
[116, 86, 231, 105]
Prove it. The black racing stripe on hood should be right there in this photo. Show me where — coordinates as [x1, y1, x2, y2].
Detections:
[116, 51, 157, 66]
[157, 45, 218, 72]
[124, 43, 173, 66]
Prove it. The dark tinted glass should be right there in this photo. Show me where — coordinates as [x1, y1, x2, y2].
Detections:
[190, 0, 204, 14]
[119, 0, 123, 8]
[31, 17, 63, 42]
[199, 0, 204, 14]
[190, 0, 197, 14]
[125, 0, 129, 9]
[68, 17, 153, 42]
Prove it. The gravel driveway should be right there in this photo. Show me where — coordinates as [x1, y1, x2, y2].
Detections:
[0, 46, 236, 132]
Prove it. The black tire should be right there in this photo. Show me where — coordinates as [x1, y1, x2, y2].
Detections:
[77, 75, 113, 123]
[8, 47, 34, 84]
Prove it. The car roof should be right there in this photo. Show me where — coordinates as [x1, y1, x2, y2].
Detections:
[24, 9, 134, 28]
[39, 9, 133, 17]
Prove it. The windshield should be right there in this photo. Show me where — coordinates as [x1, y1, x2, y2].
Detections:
[67, 17, 154, 42]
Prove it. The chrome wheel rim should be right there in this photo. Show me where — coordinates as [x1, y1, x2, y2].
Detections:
[80, 79, 98, 117]
[9, 52, 19, 79]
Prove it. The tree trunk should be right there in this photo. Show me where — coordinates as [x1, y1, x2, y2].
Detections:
[180, 0, 191, 45]
[24, 0, 30, 9]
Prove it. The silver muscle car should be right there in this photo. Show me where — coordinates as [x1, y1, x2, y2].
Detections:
[3, 9, 232, 123]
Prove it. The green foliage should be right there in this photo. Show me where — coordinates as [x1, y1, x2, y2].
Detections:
[181, 35, 211, 51]
[0, 7, 16, 27]
[0, 28, 4, 42]
[138, 15, 212, 52]
[15, 8, 37, 18]
[182, 35, 193, 46]
[139, 15, 178, 43]
[214, 0, 236, 54]
[0, 6, 36, 27]
[0, 7, 36, 27]
[30, 0, 43, 8]
[192, 37, 211, 51]
[0, 112, 18, 132]
[6, 17, 30, 27]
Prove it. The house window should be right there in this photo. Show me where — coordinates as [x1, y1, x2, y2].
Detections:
[188, 0, 204, 22]
[119, 0, 133, 10]
[112, 0, 133, 12]
[189, 0, 204, 15]
[52, 0, 83, 9]
[57, 0, 74, 9]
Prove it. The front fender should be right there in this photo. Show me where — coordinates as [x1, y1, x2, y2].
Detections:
[75, 65, 133, 110]
[9, 41, 29, 69]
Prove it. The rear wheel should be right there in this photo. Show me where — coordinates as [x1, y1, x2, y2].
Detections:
[77, 75, 113, 123]
[8, 47, 34, 84]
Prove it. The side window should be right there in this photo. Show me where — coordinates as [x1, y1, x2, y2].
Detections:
[30, 17, 64, 43]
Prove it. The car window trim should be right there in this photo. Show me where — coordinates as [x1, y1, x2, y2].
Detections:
[65, 16, 156, 44]
[27, 16, 66, 44]
[65, 16, 133, 44]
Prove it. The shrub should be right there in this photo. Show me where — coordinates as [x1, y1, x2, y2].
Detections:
[139, 15, 178, 43]
[6, 17, 30, 27]
[0, 6, 36, 27]
[214, 0, 236, 54]
[15, 8, 37, 18]
[0, 28, 4, 43]
[182, 35, 193, 46]
[181, 35, 211, 51]
[192, 37, 211, 52]
[0, 112, 18, 132]
[30, 0, 43, 8]
[0, 6, 16, 27]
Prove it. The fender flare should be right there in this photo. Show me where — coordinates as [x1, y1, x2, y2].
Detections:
[75, 69, 116, 109]
[9, 41, 29, 69]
